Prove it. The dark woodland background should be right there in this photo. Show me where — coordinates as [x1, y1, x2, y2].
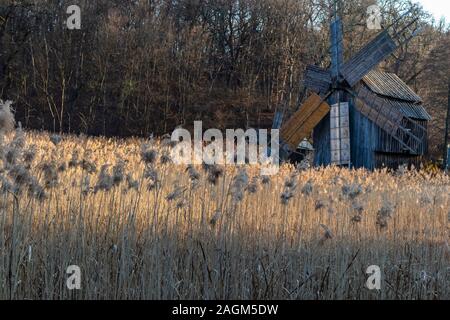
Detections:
[0, 0, 449, 158]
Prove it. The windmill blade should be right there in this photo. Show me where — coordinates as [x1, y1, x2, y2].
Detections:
[340, 31, 397, 87]
[341, 9, 421, 87]
[353, 85, 424, 154]
[280, 92, 331, 151]
[304, 65, 332, 95]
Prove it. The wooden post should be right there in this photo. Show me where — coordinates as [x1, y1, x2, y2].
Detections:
[443, 80, 450, 171]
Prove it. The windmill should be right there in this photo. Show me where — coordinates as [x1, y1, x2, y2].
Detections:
[275, 1, 432, 169]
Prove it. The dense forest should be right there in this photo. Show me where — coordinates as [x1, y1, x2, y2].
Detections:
[0, 0, 449, 158]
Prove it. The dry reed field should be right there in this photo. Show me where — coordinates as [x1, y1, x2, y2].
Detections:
[0, 106, 449, 300]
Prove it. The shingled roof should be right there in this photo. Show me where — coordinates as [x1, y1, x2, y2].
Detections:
[362, 70, 431, 120]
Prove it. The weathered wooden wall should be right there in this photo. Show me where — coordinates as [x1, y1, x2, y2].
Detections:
[313, 113, 332, 166]
[374, 152, 424, 169]
[349, 101, 377, 169]
[313, 98, 429, 169]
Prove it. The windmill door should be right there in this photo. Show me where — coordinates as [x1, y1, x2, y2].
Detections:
[330, 102, 351, 165]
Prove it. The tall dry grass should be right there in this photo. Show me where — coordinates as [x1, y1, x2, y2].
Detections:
[0, 125, 448, 299]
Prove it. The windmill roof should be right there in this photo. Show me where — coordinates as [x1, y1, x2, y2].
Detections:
[362, 71, 422, 103]
[362, 71, 431, 121]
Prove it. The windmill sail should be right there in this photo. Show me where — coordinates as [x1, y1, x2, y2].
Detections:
[280, 93, 330, 150]
[330, 18, 344, 79]
[340, 31, 397, 87]
[341, 10, 420, 87]
[304, 66, 332, 95]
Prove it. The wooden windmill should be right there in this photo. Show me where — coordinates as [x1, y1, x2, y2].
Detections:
[276, 2, 431, 169]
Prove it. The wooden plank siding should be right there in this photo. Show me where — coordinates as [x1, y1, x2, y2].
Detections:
[313, 112, 332, 166]
[374, 152, 424, 169]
